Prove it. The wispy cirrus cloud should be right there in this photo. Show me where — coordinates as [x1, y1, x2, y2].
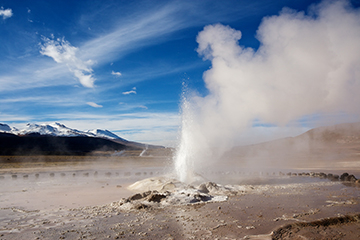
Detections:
[40, 37, 96, 88]
[111, 71, 122, 77]
[0, 2, 197, 92]
[86, 102, 103, 108]
[122, 87, 136, 95]
[32, 111, 181, 146]
[0, 7, 12, 19]
[79, 3, 189, 63]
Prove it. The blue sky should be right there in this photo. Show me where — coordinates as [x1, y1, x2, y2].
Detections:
[1, 0, 359, 146]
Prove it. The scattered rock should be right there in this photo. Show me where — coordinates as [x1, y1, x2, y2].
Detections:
[340, 173, 349, 181]
[346, 175, 357, 182]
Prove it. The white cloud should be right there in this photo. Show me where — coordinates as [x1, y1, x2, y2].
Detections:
[138, 105, 148, 109]
[174, 0, 360, 181]
[111, 70, 122, 77]
[0, 2, 206, 92]
[44, 111, 180, 146]
[86, 102, 103, 108]
[0, 7, 12, 19]
[122, 87, 136, 95]
[40, 37, 96, 88]
[79, 3, 191, 63]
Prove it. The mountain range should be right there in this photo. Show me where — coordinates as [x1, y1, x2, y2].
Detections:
[0, 122, 127, 140]
[0, 122, 162, 156]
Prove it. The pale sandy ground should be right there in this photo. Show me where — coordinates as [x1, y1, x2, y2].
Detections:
[0, 157, 360, 240]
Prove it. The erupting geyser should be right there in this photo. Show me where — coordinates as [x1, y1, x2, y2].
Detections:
[174, 96, 195, 183]
[173, 0, 360, 182]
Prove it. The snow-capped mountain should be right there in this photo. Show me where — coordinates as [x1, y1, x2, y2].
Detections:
[86, 129, 128, 141]
[14, 122, 89, 137]
[0, 123, 11, 132]
[0, 122, 126, 141]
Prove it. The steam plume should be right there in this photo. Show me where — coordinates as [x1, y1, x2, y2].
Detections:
[175, 0, 360, 183]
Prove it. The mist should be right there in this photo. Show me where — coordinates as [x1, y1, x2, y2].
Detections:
[175, 0, 360, 182]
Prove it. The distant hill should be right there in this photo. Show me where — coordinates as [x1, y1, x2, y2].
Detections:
[0, 122, 164, 154]
[223, 122, 360, 169]
[0, 132, 143, 156]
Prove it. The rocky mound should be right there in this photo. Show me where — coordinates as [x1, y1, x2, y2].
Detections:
[101, 176, 251, 210]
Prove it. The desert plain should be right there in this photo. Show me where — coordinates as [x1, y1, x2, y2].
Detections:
[0, 142, 360, 240]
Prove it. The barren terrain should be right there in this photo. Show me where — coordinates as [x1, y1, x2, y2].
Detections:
[0, 155, 359, 239]
[1, 123, 360, 239]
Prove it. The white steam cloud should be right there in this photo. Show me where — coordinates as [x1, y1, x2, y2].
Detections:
[40, 37, 96, 88]
[0, 7, 12, 19]
[175, 0, 360, 182]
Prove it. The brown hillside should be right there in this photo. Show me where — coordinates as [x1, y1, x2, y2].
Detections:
[223, 122, 360, 170]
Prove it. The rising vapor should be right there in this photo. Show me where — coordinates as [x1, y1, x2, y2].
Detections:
[175, 0, 360, 183]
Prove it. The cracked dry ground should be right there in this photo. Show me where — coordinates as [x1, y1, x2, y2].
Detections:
[1, 180, 360, 240]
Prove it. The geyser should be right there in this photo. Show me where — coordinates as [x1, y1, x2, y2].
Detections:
[174, 0, 360, 183]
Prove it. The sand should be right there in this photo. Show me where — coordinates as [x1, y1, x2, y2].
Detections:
[0, 157, 360, 239]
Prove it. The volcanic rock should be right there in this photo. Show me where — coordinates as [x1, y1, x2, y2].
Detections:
[340, 173, 349, 181]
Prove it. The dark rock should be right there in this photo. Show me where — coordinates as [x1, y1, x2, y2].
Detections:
[327, 174, 339, 181]
[319, 172, 327, 178]
[129, 191, 152, 201]
[129, 193, 143, 201]
[340, 173, 349, 181]
[147, 193, 167, 203]
[133, 203, 149, 210]
[346, 175, 357, 182]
